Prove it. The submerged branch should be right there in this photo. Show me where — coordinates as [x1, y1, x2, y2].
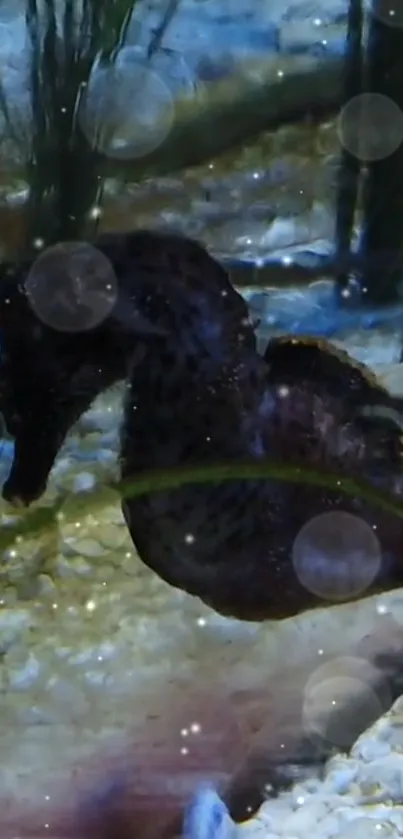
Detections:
[334, 0, 363, 295]
[22, 0, 140, 249]
[78, 52, 345, 181]
[1, 458, 402, 552]
[2, 50, 344, 186]
[358, 0, 403, 305]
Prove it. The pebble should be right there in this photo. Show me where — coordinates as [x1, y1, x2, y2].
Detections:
[359, 754, 403, 800]
[0, 321, 402, 831]
[333, 821, 399, 839]
[280, 799, 331, 835]
[72, 471, 97, 493]
[7, 651, 40, 690]
[183, 785, 237, 839]
[240, 697, 403, 839]
[322, 756, 359, 795]
[0, 608, 33, 653]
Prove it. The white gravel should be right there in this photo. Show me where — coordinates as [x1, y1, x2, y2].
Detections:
[0, 332, 403, 834]
[231, 695, 403, 839]
[184, 696, 403, 839]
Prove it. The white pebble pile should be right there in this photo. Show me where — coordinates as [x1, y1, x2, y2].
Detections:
[186, 697, 403, 839]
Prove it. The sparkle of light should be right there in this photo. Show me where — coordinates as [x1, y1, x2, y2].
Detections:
[89, 205, 103, 220]
[190, 722, 201, 734]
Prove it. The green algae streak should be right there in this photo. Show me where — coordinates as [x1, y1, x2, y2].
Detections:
[1, 459, 402, 553]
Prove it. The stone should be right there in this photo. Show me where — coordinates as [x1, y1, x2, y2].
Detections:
[242, 696, 403, 839]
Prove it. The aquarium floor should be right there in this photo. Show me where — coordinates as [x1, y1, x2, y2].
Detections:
[1, 326, 403, 837]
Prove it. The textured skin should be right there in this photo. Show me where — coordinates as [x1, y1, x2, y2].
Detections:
[0, 231, 403, 621]
[0, 231, 247, 504]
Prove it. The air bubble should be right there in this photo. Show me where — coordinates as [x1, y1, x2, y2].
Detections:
[24, 241, 117, 333]
[302, 656, 388, 749]
[292, 511, 381, 602]
[78, 60, 174, 160]
[337, 93, 403, 162]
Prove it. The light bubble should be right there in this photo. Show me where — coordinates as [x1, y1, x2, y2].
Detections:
[365, 0, 403, 27]
[78, 60, 174, 160]
[303, 656, 387, 749]
[303, 676, 383, 748]
[190, 722, 201, 734]
[337, 93, 403, 162]
[24, 241, 117, 333]
[292, 511, 381, 602]
[304, 655, 385, 697]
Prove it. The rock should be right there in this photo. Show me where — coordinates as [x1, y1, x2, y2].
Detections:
[183, 785, 237, 839]
[375, 364, 403, 398]
[241, 695, 403, 839]
[0, 608, 34, 654]
[2, 285, 403, 837]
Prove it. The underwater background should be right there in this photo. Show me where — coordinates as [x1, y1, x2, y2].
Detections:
[2, 1, 403, 838]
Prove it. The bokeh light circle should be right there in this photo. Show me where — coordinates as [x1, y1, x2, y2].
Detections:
[78, 60, 174, 160]
[337, 93, 403, 161]
[25, 241, 117, 333]
[303, 675, 383, 748]
[365, 0, 403, 28]
[302, 656, 388, 749]
[292, 511, 381, 602]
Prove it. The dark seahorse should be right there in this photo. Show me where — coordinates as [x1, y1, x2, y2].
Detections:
[1, 230, 403, 833]
[0, 229, 403, 619]
[0, 230, 252, 506]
